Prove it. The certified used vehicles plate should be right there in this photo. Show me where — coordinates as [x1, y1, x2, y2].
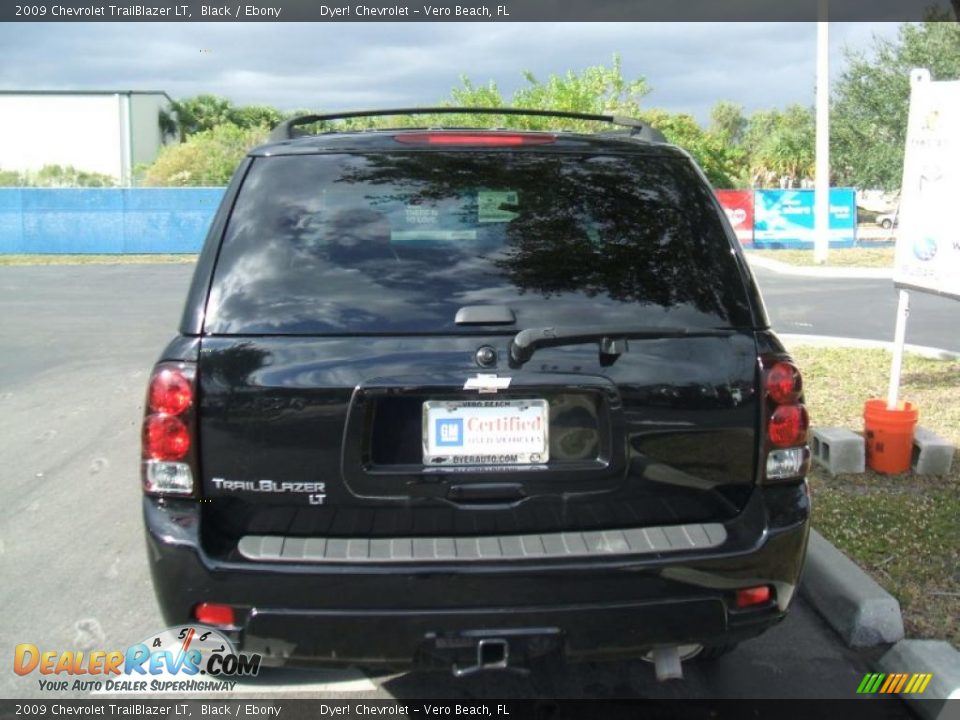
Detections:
[423, 399, 549, 465]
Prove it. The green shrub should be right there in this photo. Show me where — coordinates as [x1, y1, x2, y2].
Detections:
[0, 165, 116, 187]
[0, 168, 20, 187]
[141, 124, 268, 186]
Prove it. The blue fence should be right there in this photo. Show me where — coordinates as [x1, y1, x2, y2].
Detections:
[0, 186, 867, 254]
[0, 188, 225, 254]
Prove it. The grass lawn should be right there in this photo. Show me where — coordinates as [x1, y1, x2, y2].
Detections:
[789, 346, 959, 646]
[0, 254, 198, 266]
[750, 247, 895, 268]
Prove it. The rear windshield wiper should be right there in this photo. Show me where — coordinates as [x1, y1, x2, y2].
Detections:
[508, 326, 735, 368]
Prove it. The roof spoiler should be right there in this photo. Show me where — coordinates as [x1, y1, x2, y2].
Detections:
[267, 107, 667, 143]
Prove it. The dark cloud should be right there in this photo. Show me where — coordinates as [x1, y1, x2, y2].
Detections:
[0, 22, 899, 122]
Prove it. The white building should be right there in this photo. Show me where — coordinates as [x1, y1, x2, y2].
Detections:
[0, 90, 173, 186]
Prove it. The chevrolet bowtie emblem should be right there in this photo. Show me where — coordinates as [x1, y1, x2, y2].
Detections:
[463, 374, 512, 394]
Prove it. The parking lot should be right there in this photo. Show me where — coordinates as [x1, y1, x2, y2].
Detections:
[0, 263, 938, 706]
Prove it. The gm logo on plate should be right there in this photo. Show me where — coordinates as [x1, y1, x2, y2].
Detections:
[435, 418, 464, 447]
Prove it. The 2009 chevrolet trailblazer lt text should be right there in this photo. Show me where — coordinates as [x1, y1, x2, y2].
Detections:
[141, 108, 811, 680]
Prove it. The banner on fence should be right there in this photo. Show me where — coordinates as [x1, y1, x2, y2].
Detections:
[753, 188, 856, 249]
[714, 190, 754, 247]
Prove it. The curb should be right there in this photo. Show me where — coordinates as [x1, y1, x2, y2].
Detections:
[801, 529, 905, 647]
[745, 253, 895, 279]
[877, 640, 960, 718]
[779, 333, 960, 360]
[804, 534, 960, 715]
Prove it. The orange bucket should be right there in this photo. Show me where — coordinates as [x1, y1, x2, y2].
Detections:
[863, 399, 919, 474]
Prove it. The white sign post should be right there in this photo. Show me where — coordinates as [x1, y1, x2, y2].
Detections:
[814, 13, 830, 264]
[887, 69, 960, 409]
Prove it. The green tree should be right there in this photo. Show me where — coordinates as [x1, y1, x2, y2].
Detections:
[32, 164, 116, 187]
[162, 94, 235, 141]
[0, 165, 117, 187]
[832, 17, 960, 190]
[141, 124, 267, 186]
[709, 100, 747, 147]
[158, 108, 178, 142]
[280, 58, 758, 187]
[308, 55, 649, 133]
[0, 168, 22, 186]
[745, 105, 815, 186]
[229, 104, 284, 131]
[159, 96, 286, 142]
[638, 109, 747, 188]
[509, 54, 651, 127]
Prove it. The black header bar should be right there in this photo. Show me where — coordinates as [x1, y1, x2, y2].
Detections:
[0, 699, 954, 719]
[3, 0, 956, 22]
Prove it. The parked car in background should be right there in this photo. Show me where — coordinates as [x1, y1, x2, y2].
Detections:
[878, 210, 899, 229]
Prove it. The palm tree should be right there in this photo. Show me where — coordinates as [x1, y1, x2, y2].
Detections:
[162, 95, 235, 142]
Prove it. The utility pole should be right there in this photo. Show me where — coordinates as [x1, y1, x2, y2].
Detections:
[814, 4, 830, 264]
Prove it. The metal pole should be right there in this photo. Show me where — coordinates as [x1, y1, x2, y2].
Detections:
[814, 9, 830, 264]
[886, 290, 910, 410]
[118, 92, 133, 188]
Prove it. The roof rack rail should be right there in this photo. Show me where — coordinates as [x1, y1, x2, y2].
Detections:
[268, 107, 666, 143]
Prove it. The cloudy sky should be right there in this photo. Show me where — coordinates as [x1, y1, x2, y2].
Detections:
[0, 22, 901, 123]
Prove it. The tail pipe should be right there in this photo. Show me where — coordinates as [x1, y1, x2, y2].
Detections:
[651, 646, 684, 681]
[452, 638, 510, 677]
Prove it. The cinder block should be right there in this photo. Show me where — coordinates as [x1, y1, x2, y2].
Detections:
[811, 427, 865, 475]
[912, 427, 955, 475]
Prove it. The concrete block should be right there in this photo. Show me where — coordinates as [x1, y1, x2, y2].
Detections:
[878, 640, 960, 719]
[811, 427, 865, 475]
[800, 529, 904, 647]
[913, 427, 955, 475]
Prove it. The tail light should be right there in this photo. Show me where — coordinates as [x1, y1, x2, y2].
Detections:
[141, 362, 197, 496]
[766, 362, 802, 404]
[394, 132, 556, 146]
[735, 585, 773, 609]
[769, 404, 809, 447]
[144, 415, 191, 460]
[761, 354, 810, 482]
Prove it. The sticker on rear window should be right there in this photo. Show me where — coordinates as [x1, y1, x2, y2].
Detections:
[405, 205, 438, 225]
[392, 230, 477, 242]
[478, 191, 519, 223]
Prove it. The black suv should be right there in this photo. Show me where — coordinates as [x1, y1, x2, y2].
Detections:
[142, 108, 810, 679]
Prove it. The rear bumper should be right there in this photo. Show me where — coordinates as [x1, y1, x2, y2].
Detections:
[143, 483, 809, 666]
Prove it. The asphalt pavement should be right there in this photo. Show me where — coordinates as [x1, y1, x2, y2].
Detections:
[0, 262, 948, 706]
[750, 266, 959, 353]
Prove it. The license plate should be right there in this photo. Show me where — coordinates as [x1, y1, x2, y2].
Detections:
[423, 399, 549, 466]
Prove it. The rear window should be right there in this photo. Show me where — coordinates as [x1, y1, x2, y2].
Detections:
[204, 151, 752, 335]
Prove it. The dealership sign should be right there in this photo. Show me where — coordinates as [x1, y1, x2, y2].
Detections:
[752, 188, 856, 249]
[894, 70, 960, 300]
